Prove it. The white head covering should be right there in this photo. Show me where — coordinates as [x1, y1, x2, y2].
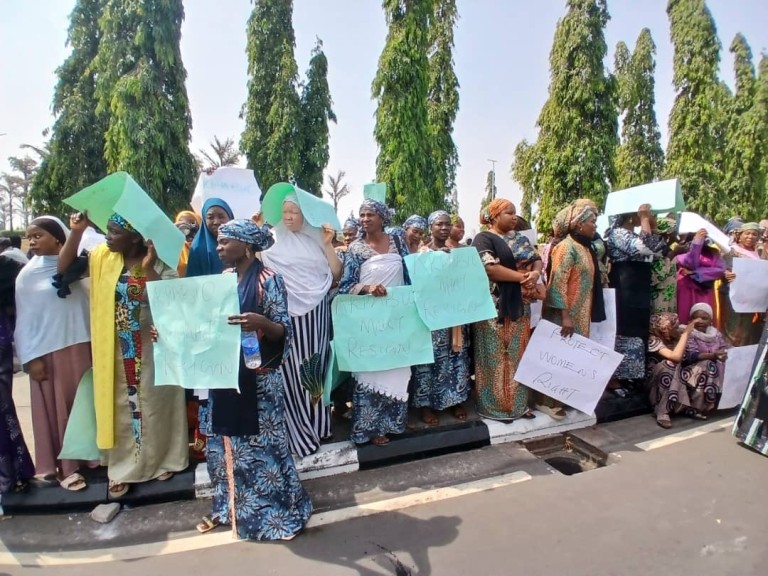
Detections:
[690, 302, 713, 319]
[261, 195, 332, 317]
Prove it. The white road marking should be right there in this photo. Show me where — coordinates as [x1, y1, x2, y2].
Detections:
[635, 418, 733, 452]
[0, 470, 531, 568]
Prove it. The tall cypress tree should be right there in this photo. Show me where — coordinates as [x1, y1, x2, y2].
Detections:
[31, 0, 107, 217]
[721, 34, 762, 221]
[512, 0, 617, 231]
[757, 57, 768, 219]
[614, 29, 665, 189]
[511, 139, 539, 222]
[372, 0, 437, 219]
[241, 0, 300, 192]
[296, 39, 336, 197]
[94, 0, 196, 213]
[665, 0, 727, 218]
[427, 0, 460, 206]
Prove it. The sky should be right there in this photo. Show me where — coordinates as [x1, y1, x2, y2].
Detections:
[1, 0, 767, 236]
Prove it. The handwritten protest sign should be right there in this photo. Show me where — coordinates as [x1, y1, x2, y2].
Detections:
[191, 167, 262, 219]
[604, 178, 684, 217]
[514, 319, 624, 415]
[404, 248, 497, 330]
[720, 345, 760, 409]
[363, 182, 387, 203]
[589, 289, 617, 350]
[65, 172, 185, 268]
[262, 182, 341, 230]
[147, 274, 241, 390]
[677, 212, 731, 253]
[332, 286, 434, 371]
[730, 258, 768, 313]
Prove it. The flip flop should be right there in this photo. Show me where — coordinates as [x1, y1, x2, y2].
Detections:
[535, 404, 567, 421]
[156, 472, 174, 482]
[108, 481, 129, 498]
[196, 515, 221, 534]
[59, 472, 87, 492]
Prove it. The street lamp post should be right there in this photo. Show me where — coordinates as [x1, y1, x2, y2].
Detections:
[487, 159, 497, 200]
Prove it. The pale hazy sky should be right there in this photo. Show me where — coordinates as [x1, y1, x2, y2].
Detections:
[1, 1, 767, 235]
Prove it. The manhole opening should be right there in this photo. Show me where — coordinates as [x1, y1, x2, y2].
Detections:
[522, 433, 608, 476]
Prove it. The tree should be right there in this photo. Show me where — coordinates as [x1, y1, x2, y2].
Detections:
[372, 0, 438, 220]
[7, 156, 38, 227]
[427, 0, 460, 205]
[721, 34, 764, 221]
[758, 56, 768, 217]
[296, 38, 336, 197]
[241, 0, 300, 194]
[512, 139, 540, 222]
[324, 169, 350, 212]
[0, 174, 21, 231]
[198, 136, 241, 172]
[30, 0, 107, 217]
[511, 0, 617, 231]
[665, 0, 727, 219]
[94, 0, 196, 214]
[614, 29, 665, 190]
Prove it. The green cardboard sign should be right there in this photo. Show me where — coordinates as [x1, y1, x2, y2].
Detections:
[262, 182, 341, 230]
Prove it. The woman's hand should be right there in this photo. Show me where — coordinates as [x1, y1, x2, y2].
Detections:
[150, 325, 159, 343]
[523, 270, 540, 289]
[365, 284, 388, 297]
[680, 268, 693, 276]
[725, 271, 736, 283]
[684, 319, 701, 334]
[637, 204, 652, 220]
[228, 312, 266, 332]
[27, 358, 47, 382]
[69, 212, 90, 233]
[560, 313, 575, 338]
[142, 240, 158, 271]
[716, 348, 728, 362]
[321, 224, 336, 246]
[694, 228, 708, 242]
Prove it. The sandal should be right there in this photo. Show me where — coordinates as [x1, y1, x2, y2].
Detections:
[59, 472, 87, 492]
[196, 514, 221, 534]
[156, 471, 174, 482]
[31, 473, 58, 488]
[108, 481, 129, 498]
[685, 409, 708, 421]
[521, 410, 536, 419]
[13, 480, 29, 493]
[656, 415, 673, 429]
[452, 404, 468, 421]
[371, 436, 390, 446]
[420, 408, 440, 427]
[535, 404, 567, 421]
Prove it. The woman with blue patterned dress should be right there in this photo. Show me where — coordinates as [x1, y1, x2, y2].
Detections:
[412, 211, 471, 426]
[337, 200, 410, 446]
[187, 219, 312, 540]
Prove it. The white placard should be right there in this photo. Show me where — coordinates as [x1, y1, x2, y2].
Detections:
[589, 288, 616, 350]
[720, 344, 760, 409]
[678, 212, 731, 253]
[191, 167, 262, 219]
[530, 300, 543, 328]
[514, 319, 624, 415]
[730, 258, 768, 313]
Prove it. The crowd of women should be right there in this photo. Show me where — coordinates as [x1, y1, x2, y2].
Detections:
[1, 181, 767, 541]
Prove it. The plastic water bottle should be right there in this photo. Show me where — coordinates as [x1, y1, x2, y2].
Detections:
[241, 331, 262, 369]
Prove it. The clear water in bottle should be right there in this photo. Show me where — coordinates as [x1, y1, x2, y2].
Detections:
[241, 331, 262, 369]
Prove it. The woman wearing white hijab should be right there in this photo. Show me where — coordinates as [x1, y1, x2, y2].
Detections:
[262, 195, 342, 457]
[14, 216, 94, 490]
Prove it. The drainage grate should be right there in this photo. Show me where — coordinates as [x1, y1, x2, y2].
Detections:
[522, 433, 608, 476]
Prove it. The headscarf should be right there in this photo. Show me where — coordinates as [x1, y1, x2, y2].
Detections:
[108, 213, 136, 233]
[175, 210, 202, 227]
[360, 199, 392, 226]
[343, 215, 359, 231]
[187, 198, 234, 277]
[690, 302, 713, 319]
[218, 219, 275, 252]
[650, 312, 679, 343]
[724, 217, 744, 236]
[261, 196, 332, 317]
[403, 215, 428, 230]
[739, 222, 760, 232]
[30, 216, 69, 245]
[553, 203, 594, 238]
[428, 210, 451, 227]
[479, 198, 513, 225]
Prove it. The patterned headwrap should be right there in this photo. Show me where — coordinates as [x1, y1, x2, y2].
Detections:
[479, 198, 513, 225]
[360, 199, 392, 226]
[403, 215, 428, 230]
[218, 219, 275, 251]
[552, 203, 595, 238]
[428, 210, 451, 227]
[739, 222, 760, 232]
[650, 312, 679, 341]
[343, 215, 359, 230]
[108, 213, 136, 233]
[724, 217, 744, 235]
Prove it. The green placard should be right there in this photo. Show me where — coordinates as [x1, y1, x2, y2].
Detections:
[262, 182, 341, 230]
[604, 178, 685, 217]
[363, 182, 387, 203]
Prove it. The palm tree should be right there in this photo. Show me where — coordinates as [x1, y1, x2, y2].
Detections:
[198, 136, 241, 171]
[325, 169, 350, 212]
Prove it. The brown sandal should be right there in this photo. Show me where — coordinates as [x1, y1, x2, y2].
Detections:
[656, 415, 673, 429]
[420, 408, 440, 427]
[371, 436, 390, 446]
[196, 514, 221, 534]
[108, 481, 129, 498]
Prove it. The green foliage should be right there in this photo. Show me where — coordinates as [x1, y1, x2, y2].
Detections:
[94, 0, 196, 214]
[296, 38, 336, 197]
[614, 29, 665, 190]
[665, 0, 727, 219]
[721, 34, 765, 222]
[511, 0, 617, 232]
[373, 0, 440, 220]
[758, 57, 768, 214]
[241, 0, 300, 194]
[198, 136, 241, 172]
[31, 0, 107, 217]
[427, 0, 460, 206]
[511, 139, 539, 223]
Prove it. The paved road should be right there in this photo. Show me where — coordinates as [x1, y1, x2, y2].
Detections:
[1, 419, 765, 576]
